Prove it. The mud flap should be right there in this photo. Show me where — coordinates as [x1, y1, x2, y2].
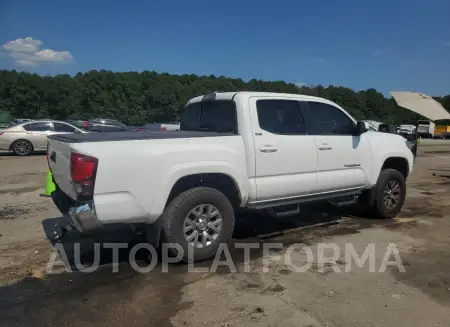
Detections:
[359, 188, 376, 206]
[51, 184, 75, 215]
[412, 141, 418, 161]
[145, 218, 163, 248]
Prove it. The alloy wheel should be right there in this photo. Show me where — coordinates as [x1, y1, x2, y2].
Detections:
[183, 204, 223, 249]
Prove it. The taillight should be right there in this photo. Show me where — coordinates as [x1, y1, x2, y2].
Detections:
[82, 121, 89, 128]
[161, 127, 167, 131]
[70, 152, 98, 198]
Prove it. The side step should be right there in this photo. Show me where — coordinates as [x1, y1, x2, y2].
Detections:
[267, 204, 300, 218]
[260, 193, 361, 218]
[328, 194, 359, 207]
[247, 190, 363, 210]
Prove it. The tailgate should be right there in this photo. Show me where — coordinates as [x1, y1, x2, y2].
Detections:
[47, 138, 78, 200]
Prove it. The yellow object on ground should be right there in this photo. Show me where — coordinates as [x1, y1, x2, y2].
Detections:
[40, 170, 56, 197]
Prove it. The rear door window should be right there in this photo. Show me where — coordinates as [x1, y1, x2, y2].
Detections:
[181, 100, 237, 133]
[256, 99, 307, 135]
[53, 122, 77, 133]
[23, 122, 52, 132]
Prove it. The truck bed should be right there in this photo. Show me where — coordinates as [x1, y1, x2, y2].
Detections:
[48, 130, 235, 143]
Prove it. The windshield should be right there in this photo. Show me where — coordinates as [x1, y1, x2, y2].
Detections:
[180, 100, 237, 133]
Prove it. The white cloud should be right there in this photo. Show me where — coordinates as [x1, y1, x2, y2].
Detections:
[295, 82, 307, 88]
[372, 49, 385, 57]
[2, 37, 73, 66]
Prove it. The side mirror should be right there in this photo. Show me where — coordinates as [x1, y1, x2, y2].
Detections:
[355, 121, 368, 135]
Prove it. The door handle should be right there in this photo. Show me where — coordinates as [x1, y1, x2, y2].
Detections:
[318, 139, 331, 150]
[259, 145, 278, 153]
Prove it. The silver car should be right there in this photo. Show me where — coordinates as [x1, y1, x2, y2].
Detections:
[0, 120, 87, 156]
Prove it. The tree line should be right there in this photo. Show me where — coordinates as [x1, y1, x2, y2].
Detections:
[0, 69, 449, 125]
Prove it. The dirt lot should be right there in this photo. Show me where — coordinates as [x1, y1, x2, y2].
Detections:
[1, 145, 450, 327]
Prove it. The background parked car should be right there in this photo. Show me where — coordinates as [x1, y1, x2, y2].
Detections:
[433, 132, 450, 140]
[11, 118, 33, 124]
[161, 122, 180, 131]
[141, 122, 180, 131]
[0, 120, 86, 156]
[65, 119, 89, 130]
[378, 123, 398, 134]
[85, 118, 142, 132]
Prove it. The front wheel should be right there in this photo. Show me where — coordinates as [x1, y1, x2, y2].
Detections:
[365, 169, 406, 219]
[161, 187, 235, 263]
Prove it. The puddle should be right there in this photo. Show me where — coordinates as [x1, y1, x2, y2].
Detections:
[390, 249, 450, 306]
[0, 203, 49, 220]
[0, 186, 41, 195]
[0, 205, 31, 220]
[0, 263, 192, 327]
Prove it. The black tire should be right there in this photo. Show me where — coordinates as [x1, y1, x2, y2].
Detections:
[161, 187, 235, 263]
[365, 168, 406, 219]
[11, 139, 33, 156]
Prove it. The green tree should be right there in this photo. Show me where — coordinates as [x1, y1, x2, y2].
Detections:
[0, 69, 448, 126]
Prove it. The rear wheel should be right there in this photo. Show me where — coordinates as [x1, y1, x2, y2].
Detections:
[363, 168, 406, 219]
[12, 139, 33, 156]
[161, 187, 235, 263]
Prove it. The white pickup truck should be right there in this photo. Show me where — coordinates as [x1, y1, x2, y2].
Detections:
[48, 91, 414, 262]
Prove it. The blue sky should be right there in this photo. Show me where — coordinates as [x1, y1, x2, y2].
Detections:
[1, 0, 449, 96]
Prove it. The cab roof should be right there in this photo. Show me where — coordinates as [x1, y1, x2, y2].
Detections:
[187, 91, 338, 106]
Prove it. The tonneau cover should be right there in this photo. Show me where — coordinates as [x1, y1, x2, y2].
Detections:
[48, 131, 235, 143]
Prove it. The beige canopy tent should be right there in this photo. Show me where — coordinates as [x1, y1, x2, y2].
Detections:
[390, 91, 450, 121]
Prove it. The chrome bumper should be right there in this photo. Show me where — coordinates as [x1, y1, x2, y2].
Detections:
[67, 203, 102, 233]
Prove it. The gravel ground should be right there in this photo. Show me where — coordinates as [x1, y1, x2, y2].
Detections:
[1, 144, 450, 327]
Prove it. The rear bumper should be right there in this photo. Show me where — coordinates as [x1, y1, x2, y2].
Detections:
[68, 203, 102, 232]
[51, 185, 102, 233]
